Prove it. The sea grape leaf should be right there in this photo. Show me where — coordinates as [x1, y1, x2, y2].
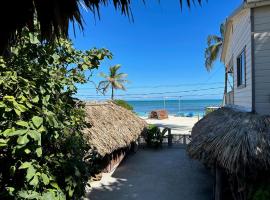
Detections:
[16, 121, 29, 128]
[19, 162, 32, 169]
[17, 135, 29, 145]
[26, 166, 36, 181]
[32, 96, 39, 103]
[29, 175, 39, 186]
[41, 173, 50, 185]
[32, 116, 43, 129]
[5, 129, 28, 137]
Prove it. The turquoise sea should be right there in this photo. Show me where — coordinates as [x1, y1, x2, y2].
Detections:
[127, 99, 222, 117]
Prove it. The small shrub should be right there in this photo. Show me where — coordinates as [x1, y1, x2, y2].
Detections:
[144, 125, 164, 148]
[113, 100, 133, 111]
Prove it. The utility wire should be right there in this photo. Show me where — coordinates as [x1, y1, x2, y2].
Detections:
[78, 81, 224, 90]
[77, 86, 223, 97]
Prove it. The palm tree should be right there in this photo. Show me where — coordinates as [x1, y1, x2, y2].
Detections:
[204, 24, 231, 104]
[98, 65, 128, 100]
[204, 24, 224, 71]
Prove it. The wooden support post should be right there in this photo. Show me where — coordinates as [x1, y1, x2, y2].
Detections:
[168, 128, 172, 147]
[215, 164, 223, 200]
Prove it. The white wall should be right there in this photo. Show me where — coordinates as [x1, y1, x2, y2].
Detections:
[254, 6, 270, 115]
[225, 9, 253, 112]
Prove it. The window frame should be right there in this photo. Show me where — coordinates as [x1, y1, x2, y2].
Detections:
[236, 47, 246, 88]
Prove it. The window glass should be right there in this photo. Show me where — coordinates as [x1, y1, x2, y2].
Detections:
[237, 49, 246, 87]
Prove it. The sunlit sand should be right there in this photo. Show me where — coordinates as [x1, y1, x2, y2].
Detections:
[142, 115, 200, 135]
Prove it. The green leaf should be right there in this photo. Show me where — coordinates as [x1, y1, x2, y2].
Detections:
[28, 130, 41, 145]
[41, 173, 50, 185]
[29, 175, 39, 186]
[24, 149, 31, 154]
[5, 187, 15, 196]
[40, 86, 46, 94]
[19, 162, 32, 169]
[18, 190, 40, 199]
[36, 147, 42, 157]
[16, 104, 27, 112]
[28, 130, 41, 142]
[26, 101, 33, 108]
[0, 102, 5, 108]
[3, 96, 15, 102]
[32, 116, 43, 128]
[16, 121, 29, 128]
[17, 135, 29, 145]
[0, 138, 8, 147]
[14, 108, 21, 116]
[32, 96, 39, 103]
[26, 166, 36, 181]
[50, 182, 60, 189]
[5, 129, 28, 137]
[47, 115, 58, 128]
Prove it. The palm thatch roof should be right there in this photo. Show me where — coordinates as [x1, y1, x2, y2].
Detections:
[187, 108, 270, 174]
[84, 102, 147, 157]
[0, 0, 203, 54]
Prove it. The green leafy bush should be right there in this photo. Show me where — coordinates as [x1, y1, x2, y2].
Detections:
[144, 125, 164, 148]
[0, 29, 112, 199]
[113, 100, 133, 111]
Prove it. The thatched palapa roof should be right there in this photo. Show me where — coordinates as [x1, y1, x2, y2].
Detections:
[187, 108, 270, 173]
[84, 102, 147, 157]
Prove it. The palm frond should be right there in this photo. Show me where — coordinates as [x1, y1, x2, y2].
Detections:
[99, 72, 108, 78]
[207, 35, 222, 46]
[109, 64, 121, 76]
[98, 80, 110, 94]
[204, 42, 222, 71]
[0, 0, 204, 54]
[115, 73, 128, 79]
[113, 81, 126, 90]
[204, 23, 224, 71]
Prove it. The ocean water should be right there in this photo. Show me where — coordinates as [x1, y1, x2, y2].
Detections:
[127, 99, 222, 117]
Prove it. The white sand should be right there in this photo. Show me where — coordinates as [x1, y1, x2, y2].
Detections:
[142, 115, 200, 135]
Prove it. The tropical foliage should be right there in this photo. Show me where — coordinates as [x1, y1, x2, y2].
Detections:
[144, 125, 164, 148]
[113, 100, 134, 111]
[98, 65, 128, 100]
[204, 24, 224, 71]
[0, 28, 112, 199]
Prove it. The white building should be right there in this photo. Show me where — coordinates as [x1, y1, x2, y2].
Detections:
[222, 0, 270, 115]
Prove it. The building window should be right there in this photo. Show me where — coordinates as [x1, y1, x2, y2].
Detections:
[237, 48, 246, 87]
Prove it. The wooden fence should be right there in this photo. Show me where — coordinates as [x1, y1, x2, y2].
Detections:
[139, 127, 192, 147]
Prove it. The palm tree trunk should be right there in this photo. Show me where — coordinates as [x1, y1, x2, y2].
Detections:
[111, 86, 114, 100]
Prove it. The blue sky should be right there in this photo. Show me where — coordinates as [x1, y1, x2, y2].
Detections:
[70, 0, 242, 100]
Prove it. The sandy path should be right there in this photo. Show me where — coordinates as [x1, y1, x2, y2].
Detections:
[87, 146, 213, 200]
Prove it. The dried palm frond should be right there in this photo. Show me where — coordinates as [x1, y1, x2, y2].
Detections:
[0, 0, 203, 54]
[83, 101, 147, 157]
[187, 108, 270, 173]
